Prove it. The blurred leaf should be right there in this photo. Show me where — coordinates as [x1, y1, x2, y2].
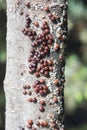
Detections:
[0, 51, 6, 62]
[68, 124, 87, 130]
[84, 90, 87, 100]
[0, 93, 5, 106]
[79, 29, 87, 44]
[69, 0, 87, 21]
[0, 0, 6, 9]
[75, 92, 83, 103]
[65, 55, 87, 112]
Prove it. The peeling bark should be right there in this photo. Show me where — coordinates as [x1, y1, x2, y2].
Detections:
[4, 0, 67, 130]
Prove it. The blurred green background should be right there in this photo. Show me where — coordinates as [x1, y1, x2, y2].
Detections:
[0, 0, 87, 130]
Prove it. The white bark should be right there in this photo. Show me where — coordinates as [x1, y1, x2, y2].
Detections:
[4, 0, 67, 130]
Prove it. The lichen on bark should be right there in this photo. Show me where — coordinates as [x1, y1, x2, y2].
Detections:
[4, 0, 67, 130]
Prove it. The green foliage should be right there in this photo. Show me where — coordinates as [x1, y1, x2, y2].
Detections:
[69, 0, 87, 21]
[65, 55, 87, 112]
[79, 29, 87, 44]
[0, 93, 5, 107]
[0, 0, 6, 62]
[68, 124, 87, 130]
[0, 0, 6, 9]
[0, 31, 6, 62]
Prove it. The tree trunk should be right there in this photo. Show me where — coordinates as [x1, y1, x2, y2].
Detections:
[4, 0, 67, 130]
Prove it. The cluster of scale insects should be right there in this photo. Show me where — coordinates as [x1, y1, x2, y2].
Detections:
[19, 1, 67, 130]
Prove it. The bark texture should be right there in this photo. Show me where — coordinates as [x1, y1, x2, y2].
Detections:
[4, 0, 67, 130]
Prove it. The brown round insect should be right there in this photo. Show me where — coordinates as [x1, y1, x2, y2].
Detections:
[48, 13, 53, 18]
[44, 6, 50, 12]
[39, 106, 45, 112]
[54, 79, 59, 85]
[34, 22, 39, 27]
[21, 72, 23, 75]
[43, 121, 49, 127]
[49, 67, 53, 71]
[36, 121, 40, 127]
[32, 98, 37, 103]
[44, 66, 49, 71]
[54, 44, 60, 51]
[45, 29, 50, 34]
[35, 72, 40, 77]
[27, 124, 32, 129]
[40, 100, 46, 106]
[40, 79, 45, 84]
[34, 87, 39, 93]
[32, 127, 37, 130]
[53, 97, 58, 103]
[25, 2, 30, 8]
[39, 121, 44, 127]
[27, 91, 32, 95]
[47, 39, 52, 44]
[51, 123, 56, 128]
[44, 71, 49, 77]
[51, 16, 56, 21]
[59, 55, 63, 62]
[23, 90, 27, 95]
[39, 90, 44, 95]
[40, 51, 45, 57]
[47, 60, 53, 66]
[19, 10, 23, 15]
[27, 97, 33, 102]
[26, 85, 31, 89]
[28, 120, 33, 125]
